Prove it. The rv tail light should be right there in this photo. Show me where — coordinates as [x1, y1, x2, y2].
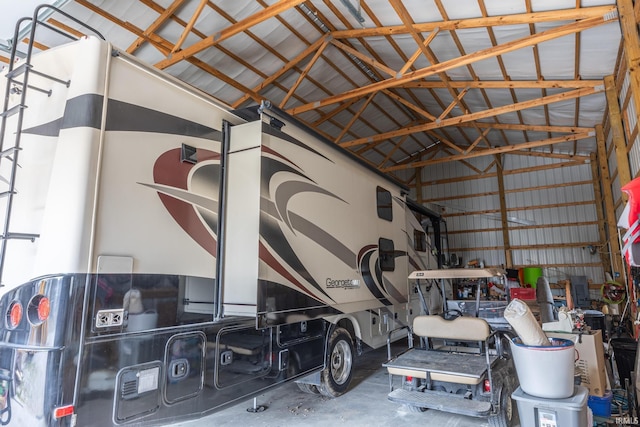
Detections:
[7, 301, 22, 329]
[483, 379, 491, 393]
[28, 295, 50, 325]
[53, 404, 74, 419]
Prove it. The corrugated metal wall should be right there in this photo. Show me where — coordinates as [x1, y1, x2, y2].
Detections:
[411, 152, 604, 286]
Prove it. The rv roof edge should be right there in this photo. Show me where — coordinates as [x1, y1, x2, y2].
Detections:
[258, 101, 410, 193]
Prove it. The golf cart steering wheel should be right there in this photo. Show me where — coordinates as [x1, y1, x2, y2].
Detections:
[442, 309, 463, 320]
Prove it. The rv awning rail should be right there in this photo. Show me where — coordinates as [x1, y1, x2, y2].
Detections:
[408, 268, 506, 280]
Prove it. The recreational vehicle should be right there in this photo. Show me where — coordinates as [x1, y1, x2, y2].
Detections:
[0, 8, 442, 426]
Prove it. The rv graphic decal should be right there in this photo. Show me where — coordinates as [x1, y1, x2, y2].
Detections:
[141, 136, 402, 307]
[358, 245, 394, 306]
[143, 147, 221, 257]
[22, 94, 221, 139]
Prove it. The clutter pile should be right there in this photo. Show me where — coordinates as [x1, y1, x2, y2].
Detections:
[505, 298, 592, 427]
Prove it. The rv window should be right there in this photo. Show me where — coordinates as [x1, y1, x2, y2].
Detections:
[379, 238, 395, 271]
[376, 187, 392, 221]
[414, 230, 427, 252]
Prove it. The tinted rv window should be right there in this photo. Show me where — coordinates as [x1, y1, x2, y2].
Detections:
[376, 187, 392, 221]
[379, 238, 395, 271]
[414, 230, 427, 252]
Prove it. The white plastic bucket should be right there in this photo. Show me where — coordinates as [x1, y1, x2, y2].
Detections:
[127, 310, 158, 331]
[510, 337, 575, 399]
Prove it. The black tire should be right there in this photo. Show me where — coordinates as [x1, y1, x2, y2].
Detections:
[296, 382, 321, 394]
[488, 386, 517, 427]
[318, 327, 354, 398]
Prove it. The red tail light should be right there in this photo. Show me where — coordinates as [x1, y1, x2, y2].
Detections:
[28, 295, 50, 325]
[53, 404, 74, 419]
[7, 301, 22, 329]
[37, 297, 50, 321]
[483, 379, 491, 393]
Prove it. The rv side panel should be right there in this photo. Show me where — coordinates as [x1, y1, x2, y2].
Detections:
[220, 120, 262, 316]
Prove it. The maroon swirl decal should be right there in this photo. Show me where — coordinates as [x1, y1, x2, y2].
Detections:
[153, 148, 220, 256]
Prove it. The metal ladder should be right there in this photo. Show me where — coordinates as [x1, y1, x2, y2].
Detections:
[0, 5, 104, 286]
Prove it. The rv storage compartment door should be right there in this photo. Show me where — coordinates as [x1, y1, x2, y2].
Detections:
[221, 121, 261, 316]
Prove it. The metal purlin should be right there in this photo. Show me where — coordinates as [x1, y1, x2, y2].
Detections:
[0, 5, 105, 286]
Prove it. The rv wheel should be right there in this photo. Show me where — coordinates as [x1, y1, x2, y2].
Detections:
[318, 327, 353, 398]
[296, 382, 321, 394]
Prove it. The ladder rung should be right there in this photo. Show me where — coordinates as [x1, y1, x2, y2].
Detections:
[29, 68, 70, 87]
[2, 232, 39, 242]
[7, 63, 69, 88]
[0, 104, 27, 118]
[0, 147, 20, 158]
[5, 63, 31, 80]
[10, 81, 52, 96]
[0, 191, 16, 198]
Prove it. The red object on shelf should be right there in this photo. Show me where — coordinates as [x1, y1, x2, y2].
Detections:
[510, 287, 536, 300]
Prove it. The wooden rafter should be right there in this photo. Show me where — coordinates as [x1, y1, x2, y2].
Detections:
[17, 0, 620, 175]
[465, 127, 492, 155]
[288, 15, 613, 115]
[330, 6, 617, 38]
[232, 35, 329, 108]
[127, 0, 187, 54]
[75, 0, 264, 103]
[280, 39, 330, 108]
[397, 80, 604, 89]
[335, 93, 376, 143]
[329, 38, 396, 78]
[399, 28, 440, 76]
[382, 131, 594, 172]
[170, 0, 208, 55]
[154, 0, 306, 69]
[437, 88, 468, 122]
[341, 86, 602, 148]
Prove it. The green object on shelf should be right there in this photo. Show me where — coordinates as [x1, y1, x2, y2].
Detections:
[523, 267, 542, 288]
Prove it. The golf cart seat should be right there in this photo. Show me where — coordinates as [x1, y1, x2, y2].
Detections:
[385, 314, 498, 386]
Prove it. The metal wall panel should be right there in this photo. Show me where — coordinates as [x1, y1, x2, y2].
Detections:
[414, 152, 605, 287]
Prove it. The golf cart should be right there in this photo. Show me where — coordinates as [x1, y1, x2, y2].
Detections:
[383, 268, 519, 427]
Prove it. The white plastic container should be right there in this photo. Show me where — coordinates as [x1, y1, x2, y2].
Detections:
[510, 337, 575, 399]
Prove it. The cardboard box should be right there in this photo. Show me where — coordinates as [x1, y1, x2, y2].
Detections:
[546, 330, 607, 397]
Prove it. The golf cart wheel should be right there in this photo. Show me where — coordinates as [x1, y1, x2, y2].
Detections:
[318, 327, 354, 398]
[488, 386, 517, 427]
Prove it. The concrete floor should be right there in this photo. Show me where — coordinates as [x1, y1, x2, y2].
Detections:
[169, 342, 511, 427]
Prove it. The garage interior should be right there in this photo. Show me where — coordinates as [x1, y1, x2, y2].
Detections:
[2, 0, 640, 426]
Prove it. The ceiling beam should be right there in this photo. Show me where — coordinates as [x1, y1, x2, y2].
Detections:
[397, 80, 602, 89]
[287, 15, 613, 115]
[154, 0, 306, 70]
[456, 122, 593, 133]
[280, 39, 330, 108]
[382, 132, 594, 172]
[127, 0, 187, 54]
[96, 11, 264, 102]
[330, 5, 617, 38]
[329, 38, 396, 78]
[170, 0, 208, 55]
[341, 86, 602, 148]
[231, 34, 330, 108]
